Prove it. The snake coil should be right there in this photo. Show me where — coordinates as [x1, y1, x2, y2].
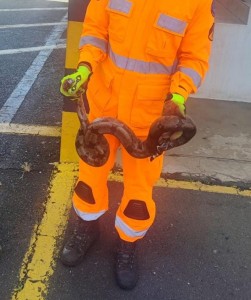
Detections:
[75, 96, 196, 167]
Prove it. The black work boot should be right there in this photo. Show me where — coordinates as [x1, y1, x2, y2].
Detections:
[115, 239, 138, 290]
[60, 216, 99, 267]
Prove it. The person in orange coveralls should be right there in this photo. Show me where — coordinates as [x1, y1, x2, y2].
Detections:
[60, 0, 215, 290]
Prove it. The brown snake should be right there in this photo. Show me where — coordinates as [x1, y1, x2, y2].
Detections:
[74, 94, 197, 167]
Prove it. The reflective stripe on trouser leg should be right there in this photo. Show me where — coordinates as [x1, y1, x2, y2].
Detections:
[73, 134, 120, 221]
[115, 145, 164, 242]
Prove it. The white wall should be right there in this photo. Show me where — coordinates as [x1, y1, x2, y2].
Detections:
[194, 13, 251, 103]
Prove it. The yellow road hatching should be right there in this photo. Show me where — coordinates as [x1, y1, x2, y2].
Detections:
[11, 162, 251, 300]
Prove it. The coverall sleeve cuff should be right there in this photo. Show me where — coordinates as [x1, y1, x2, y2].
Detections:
[78, 51, 98, 71]
[169, 84, 191, 101]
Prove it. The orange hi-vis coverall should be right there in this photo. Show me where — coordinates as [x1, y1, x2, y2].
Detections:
[73, 0, 214, 242]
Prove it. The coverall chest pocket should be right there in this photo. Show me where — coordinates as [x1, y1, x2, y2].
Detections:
[146, 13, 188, 58]
[130, 85, 168, 129]
[106, 0, 133, 42]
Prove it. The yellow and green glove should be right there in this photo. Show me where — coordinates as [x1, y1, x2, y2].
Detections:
[162, 93, 186, 118]
[60, 65, 92, 97]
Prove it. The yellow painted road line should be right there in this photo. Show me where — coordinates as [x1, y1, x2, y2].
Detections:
[12, 163, 78, 300]
[109, 172, 251, 197]
[0, 123, 61, 137]
[60, 112, 79, 162]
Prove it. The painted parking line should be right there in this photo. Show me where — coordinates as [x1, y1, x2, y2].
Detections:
[0, 123, 61, 137]
[0, 14, 67, 124]
[11, 162, 251, 299]
[0, 44, 66, 55]
[110, 172, 251, 197]
[0, 22, 67, 29]
[0, 8, 67, 12]
[11, 163, 78, 300]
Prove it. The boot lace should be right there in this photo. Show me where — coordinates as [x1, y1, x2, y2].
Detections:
[67, 219, 95, 252]
[117, 242, 136, 270]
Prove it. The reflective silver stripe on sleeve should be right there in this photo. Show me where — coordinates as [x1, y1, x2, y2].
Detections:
[74, 206, 106, 221]
[79, 36, 108, 53]
[108, 0, 132, 14]
[178, 66, 202, 87]
[157, 14, 187, 35]
[109, 46, 174, 74]
[115, 216, 148, 238]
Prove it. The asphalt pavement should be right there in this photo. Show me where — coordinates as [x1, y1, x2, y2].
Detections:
[0, 1, 67, 299]
[47, 184, 251, 300]
[0, 1, 250, 300]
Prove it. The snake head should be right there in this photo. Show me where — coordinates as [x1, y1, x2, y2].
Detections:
[147, 115, 197, 159]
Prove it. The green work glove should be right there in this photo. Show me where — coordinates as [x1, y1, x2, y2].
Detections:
[162, 93, 186, 118]
[60, 65, 91, 97]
